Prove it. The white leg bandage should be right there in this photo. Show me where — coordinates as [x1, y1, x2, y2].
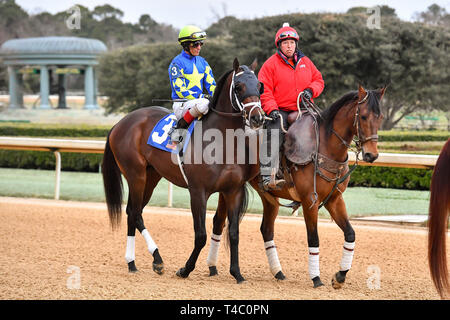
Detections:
[264, 240, 282, 276]
[141, 229, 158, 255]
[340, 241, 355, 271]
[308, 247, 320, 279]
[207, 233, 222, 267]
[125, 236, 135, 263]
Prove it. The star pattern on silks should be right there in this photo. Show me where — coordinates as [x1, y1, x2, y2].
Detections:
[185, 64, 204, 92]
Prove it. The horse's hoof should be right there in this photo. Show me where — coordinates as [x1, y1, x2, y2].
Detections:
[209, 266, 218, 277]
[236, 276, 246, 284]
[312, 276, 324, 288]
[275, 271, 286, 280]
[176, 267, 189, 278]
[332, 272, 345, 289]
[128, 261, 138, 273]
[153, 262, 164, 275]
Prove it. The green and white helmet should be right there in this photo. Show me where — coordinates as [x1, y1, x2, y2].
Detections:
[178, 25, 207, 44]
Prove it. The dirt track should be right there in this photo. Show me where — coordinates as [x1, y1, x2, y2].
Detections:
[0, 197, 444, 300]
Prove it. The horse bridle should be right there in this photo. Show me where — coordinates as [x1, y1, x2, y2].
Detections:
[352, 93, 379, 150]
[210, 69, 265, 127]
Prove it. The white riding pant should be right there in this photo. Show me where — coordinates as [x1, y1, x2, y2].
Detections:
[173, 98, 210, 120]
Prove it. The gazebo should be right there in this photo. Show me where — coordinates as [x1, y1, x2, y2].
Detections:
[0, 36, 107, 109]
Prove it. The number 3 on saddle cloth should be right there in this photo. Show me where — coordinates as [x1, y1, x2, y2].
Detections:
[147, 113, 197, 154]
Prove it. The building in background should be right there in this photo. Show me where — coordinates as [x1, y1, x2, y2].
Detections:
[0, 37, 107, 109]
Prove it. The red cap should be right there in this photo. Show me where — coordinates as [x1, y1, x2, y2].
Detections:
[275, 22, 299, 47]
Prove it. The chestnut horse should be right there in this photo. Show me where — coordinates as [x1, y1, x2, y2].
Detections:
[102, 58, 264, 283]
[207, 85, 386, 288]
[428, 138, 450, 299]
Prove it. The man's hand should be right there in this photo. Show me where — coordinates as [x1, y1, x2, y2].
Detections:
[269, 110, 280, 121]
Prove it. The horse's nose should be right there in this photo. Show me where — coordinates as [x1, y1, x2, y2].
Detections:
[250, 114, 264, 129]
[363, 152, 378, 163]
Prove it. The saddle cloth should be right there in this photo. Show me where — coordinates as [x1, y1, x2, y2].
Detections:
[283, 112, 318, 165]
[147, 113, 197, 154]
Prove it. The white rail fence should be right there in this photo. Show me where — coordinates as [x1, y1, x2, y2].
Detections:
[0, 137, 438, 201]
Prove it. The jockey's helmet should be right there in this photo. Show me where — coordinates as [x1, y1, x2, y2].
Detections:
[178, 25, 207, 47]
[275, 22, 299, 48]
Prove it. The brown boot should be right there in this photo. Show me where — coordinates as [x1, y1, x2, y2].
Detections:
[261, 168, 286, 191]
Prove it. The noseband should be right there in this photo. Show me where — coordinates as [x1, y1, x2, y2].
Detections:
[210, 69, 264, 127]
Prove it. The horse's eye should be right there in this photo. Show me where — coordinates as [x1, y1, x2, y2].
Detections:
[361, 115, 367, 121]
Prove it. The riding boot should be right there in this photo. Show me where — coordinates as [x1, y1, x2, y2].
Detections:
[259, 116, 286, 191]
[169, 118, 189, 143]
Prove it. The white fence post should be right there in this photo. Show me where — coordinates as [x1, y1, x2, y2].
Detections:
[168, 182, 173, 207]
[54, 150, 61, 200]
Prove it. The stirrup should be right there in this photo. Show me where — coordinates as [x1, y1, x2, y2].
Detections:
[169, 128, 185, 144]
[261, 175, 286, 191]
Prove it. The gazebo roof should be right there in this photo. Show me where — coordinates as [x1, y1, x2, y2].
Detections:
[0, 36, 107, 66]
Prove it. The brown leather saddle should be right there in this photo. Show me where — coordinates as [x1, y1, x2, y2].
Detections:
[283, 111, 318, 165]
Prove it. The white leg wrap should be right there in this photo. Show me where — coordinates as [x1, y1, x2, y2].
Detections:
[125, 236, 135, 263]
[207, 233, 222, 267]
[340, 241, 355, 271]
[264, 240, 282, 276]
[141, 229, 158, 255]
[308, 247, 320, 279]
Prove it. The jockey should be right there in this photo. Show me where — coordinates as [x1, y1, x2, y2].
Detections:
[258, 22, 325, 191]
[168, 25, 216, 142]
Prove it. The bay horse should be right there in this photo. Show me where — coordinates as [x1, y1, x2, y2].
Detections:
[428, 138, 450, 299]
[102, 58, 264, 283]
[206, 85, 386, 288]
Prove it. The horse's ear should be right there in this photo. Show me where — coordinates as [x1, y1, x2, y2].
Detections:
[358, 84, 367, 99]
[379, 85, 388, 100]
[250, 58, 258, 71]
[233, 58, 240, 73]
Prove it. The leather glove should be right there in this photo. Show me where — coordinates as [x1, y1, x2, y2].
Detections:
[269, 110, 280, 121]
[303, 88, 313, 101]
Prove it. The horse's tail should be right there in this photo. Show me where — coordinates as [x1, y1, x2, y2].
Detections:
[102, 130, 123, 230]
[224, 184, 250, 249]
[428, 139, 450, 299]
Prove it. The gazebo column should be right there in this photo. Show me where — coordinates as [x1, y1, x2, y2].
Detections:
[57, 73, 67, 109]
[7, 66, 20, 109]
[17, 73, 24, 107]
[39, 65, 51, 109]
[84, 65, 97, 109]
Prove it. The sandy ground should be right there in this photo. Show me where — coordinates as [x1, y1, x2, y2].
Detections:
[0, 196, 445, 300]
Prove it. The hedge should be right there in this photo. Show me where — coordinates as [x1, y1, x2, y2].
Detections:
[0, 150, 102, 172]
[349, 166, 432, 190]
[0, 124, 111, 138]
[378, 130, 449, 142]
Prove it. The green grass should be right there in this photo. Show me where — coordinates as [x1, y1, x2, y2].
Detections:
[0, 168, 431, 217]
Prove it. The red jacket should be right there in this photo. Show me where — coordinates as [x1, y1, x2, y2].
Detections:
[258, 51, 324, 115]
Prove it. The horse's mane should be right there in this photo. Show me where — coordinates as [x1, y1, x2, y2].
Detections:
[320, 90, 382, 136]
[209, 69, 233, 109]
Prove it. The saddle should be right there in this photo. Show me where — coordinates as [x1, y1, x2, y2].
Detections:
[283, 111, 318, 165]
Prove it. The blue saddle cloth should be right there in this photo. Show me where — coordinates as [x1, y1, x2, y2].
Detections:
[147, 113, 196, 153]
